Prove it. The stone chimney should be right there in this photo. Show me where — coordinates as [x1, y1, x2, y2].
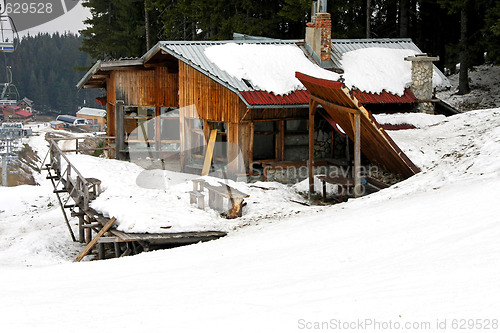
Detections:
[404, 53, 439, 114]
[305, 0, 332, 65]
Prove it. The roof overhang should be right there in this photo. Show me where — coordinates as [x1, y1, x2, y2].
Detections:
[77, 59, 144, 90]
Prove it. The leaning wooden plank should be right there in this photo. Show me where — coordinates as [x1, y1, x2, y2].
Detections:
[73, 217, 117, 262]
[201, 129, 218, 176]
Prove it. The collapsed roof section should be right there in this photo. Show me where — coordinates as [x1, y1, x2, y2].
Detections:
[296, 72, 420, 178]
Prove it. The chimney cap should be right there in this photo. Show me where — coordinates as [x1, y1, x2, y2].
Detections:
[404, 54, 439, 62]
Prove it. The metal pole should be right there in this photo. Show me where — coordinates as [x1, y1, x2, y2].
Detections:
[1, 156, 7, 186]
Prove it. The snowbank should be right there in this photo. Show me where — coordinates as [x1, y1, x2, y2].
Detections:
[66, 154, 307, 233]
[2, 109, 500, 331]
[373, 112, 446, 128]
[1, 108, 500, 331]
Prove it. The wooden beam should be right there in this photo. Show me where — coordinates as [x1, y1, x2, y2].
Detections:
[310, 95, 360, 115]
[115, 101, 126, 161]
[354, 114, 362, 198]
[309, 99, 319, 195]
[74, 217, 117, 262]
[201, 129, 218, 176]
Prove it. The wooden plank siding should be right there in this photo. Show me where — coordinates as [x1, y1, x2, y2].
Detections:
[178, 62, 242, 123]
[112, 68, 179, 107]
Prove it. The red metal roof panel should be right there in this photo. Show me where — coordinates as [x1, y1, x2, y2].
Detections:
[240, 80, 416, 107]
[240, 90, 310, 106]
[353, 88, 416, 104]
[15, 110, 34, 117]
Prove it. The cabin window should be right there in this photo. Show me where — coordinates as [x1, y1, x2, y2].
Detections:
[160, 107, 180, 151]
[185, 117, 205, 165]
[123, 106, 156, 149]
[253, 121, 276, 161]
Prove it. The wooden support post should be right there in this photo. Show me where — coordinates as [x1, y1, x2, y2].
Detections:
[114, 242, 121, 258]
[85, 215, 92, 244]
[74, 217, 117, 262]
[354, 114, 362, 198]
[115, 100, 126, 161]
[78, 213, 85, 243]
[98, 243, 105, 260]
[308, 100, 318, 196]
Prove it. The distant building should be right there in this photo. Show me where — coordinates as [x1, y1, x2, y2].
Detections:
[1, 105, 34, 123]
[76, 107, 106, 131]
[56, 115, 87, 126]
[17, 97, 34, 112]
[50, 120, 65, 130]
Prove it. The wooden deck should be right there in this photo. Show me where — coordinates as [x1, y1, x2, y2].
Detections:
[44, 137, 227, 261]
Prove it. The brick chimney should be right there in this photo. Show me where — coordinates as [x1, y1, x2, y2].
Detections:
[305, 1, 332, 65]
[404, 54, 439, 114]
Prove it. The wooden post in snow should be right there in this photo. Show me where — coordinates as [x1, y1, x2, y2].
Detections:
[308, 100, 318, 196]
[74, 217, 117, 262]
[116, 100, 126, 161]
[354, 113, 362, 198]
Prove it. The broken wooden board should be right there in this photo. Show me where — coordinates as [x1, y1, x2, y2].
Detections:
[74, 217, 117, 262]
[201, 129, 218, 176]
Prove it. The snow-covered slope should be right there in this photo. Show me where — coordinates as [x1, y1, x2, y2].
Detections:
[437, 64, 500, 111]
[1, 110, 499, 332]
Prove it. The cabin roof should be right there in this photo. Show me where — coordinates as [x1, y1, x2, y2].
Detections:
[78, 38, 449, 108]
[77, 107, 106, 118]
[15, 109, 33, 118]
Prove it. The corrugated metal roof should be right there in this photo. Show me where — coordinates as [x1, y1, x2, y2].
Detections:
[330, 38, 450, 88]
[158, 40, 301, 94]
[77, 107, 107, 118]
[353, 88, 416, 104]
[15, 110, 33, 117]
[240, 90, 310, 106]
[240, 87, 416, 106]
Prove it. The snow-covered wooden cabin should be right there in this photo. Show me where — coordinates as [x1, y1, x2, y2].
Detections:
[77, 9, 449, 179]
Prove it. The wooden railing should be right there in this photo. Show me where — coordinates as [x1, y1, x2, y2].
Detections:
[47, 137, 115, 211]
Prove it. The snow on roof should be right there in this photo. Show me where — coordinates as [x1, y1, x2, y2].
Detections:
[341, 48, 444, 96]
[204, 43, 339, 95]
[77, 107, 106, 118]
[204, 44, 444, 96]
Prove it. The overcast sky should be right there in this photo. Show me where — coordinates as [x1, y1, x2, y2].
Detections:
[18, 2, 90, 37]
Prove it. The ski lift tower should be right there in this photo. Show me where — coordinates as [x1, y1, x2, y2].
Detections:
[0, 1, 19, 107]
[0, 125, 22, 186]
[0, 1, 17, 53]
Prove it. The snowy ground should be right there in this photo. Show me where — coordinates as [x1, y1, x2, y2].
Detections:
[437, 64, 500, 111]
[1, 110, 500, 332]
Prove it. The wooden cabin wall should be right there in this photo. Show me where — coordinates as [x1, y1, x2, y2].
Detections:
[113, 69, 179, 107]
[105, 67, 179, 159]
[178, 62, 241, 123]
